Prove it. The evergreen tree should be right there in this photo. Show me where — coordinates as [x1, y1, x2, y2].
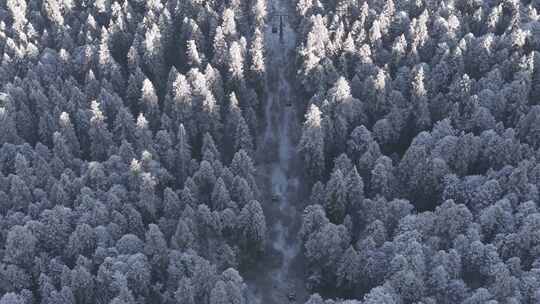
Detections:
[211, 178, 231, 211]
[212, 27, 228, 71]
[6, 0, 27, 32]
[0, 293, 25, 304]
[234, 116, 254, 156]
[171, 218, 196, 251]
[238, 200, 266, 255]
[227, 41, 245, 89]
[231, 176, 253, 208]
[9, 175, 32, 212]
[4, 225, 36, 267]
[144, 224, 168, 280]
[299, 104, 325, 181]
[143, 23, 165, 81]
[89, 101, 114, 161]
[176, 124, 192, 187]
[186, 40, 203, 68]
[336, 246, 359, 291]
[411, 65, 432, 132]
[59, 112, 81, 158]
[324, 169, 347, 223]
[345, 166, 364, 212]
[230, 149, 258, 195]
[249, 29, 265, 86]
[209, 280, 228, 304]
[140, 78, 160, 131]
[66, 224, 96, 259]
[175, 277, 196, 304]
[221, 9, 238, 39]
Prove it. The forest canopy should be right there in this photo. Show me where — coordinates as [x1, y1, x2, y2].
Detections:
[0, 0, 539, 303]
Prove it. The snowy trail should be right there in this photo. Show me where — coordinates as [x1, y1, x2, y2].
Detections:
[245, 0, 307, 303]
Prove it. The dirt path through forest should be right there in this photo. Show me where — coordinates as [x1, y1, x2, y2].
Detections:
[244, 0, 308, 303]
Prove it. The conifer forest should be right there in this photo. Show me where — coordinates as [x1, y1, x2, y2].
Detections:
[2, 0, 540, 303]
